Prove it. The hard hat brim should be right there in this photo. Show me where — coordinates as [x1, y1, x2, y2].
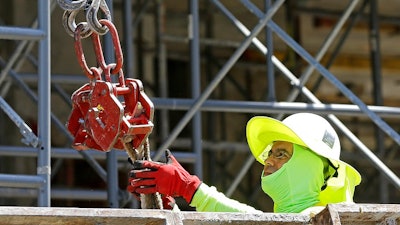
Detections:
[246, 116, 305, 165]
[246, 116, 361, 185]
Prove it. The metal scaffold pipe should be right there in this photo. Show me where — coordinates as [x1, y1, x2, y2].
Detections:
[154, 0, 286, 160]
[152, 98, 400, 118]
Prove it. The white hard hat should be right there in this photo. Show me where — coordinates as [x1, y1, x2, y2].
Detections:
[246, 113, 361, 185]
[281, 113, 340, 160]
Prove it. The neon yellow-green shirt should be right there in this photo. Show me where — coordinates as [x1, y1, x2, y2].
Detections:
[190, 183, 262, 213]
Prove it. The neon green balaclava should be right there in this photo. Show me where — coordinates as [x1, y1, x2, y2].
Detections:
[261, 144, 325, 213]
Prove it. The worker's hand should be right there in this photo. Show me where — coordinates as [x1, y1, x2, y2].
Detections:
[126, 184, 175, 210]
[128, 150, 201, 203]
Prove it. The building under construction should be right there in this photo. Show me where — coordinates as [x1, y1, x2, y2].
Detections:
[0, 0, 399, 224]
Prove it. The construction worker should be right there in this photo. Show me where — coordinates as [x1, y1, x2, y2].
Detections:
[128, 113, 361, 214]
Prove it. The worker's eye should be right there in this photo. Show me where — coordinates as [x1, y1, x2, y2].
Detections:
[268, 149, 291, 160]
[275, 150, 288, 159]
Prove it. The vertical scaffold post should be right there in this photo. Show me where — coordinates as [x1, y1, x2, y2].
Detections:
[37, 0, 51, 207]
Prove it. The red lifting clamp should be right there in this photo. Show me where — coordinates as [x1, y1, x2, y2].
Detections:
[67, 79, 154, 152]
[66, 19, 154, 152]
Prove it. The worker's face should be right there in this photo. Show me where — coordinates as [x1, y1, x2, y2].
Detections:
[263, 141, 293, 176]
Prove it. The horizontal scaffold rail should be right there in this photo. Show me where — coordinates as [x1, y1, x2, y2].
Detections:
[152, 98, 400, 118]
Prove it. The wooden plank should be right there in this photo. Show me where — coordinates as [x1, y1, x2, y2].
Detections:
[0, 207, 311, 225]
[313, 204, 400, 225]
[181, 211, 310, 225]
[0, 204, 399, 225]
[0, 207, 167, 225]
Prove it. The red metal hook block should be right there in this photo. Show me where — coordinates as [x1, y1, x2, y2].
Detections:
[66, 79, 154, 152]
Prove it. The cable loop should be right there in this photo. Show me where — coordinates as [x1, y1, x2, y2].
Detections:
[63, 10, 93, 38]
[86, 0, 112, 35]
[58, 0, 111, 37]
[57, 0, 87, 11]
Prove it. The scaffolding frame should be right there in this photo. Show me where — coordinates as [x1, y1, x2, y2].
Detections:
[0, 0, 399, 208]
[0, 0, 51, 206]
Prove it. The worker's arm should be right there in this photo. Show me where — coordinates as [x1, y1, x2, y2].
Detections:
[190, 183, 262, 213]
[128, 150, 261, 213]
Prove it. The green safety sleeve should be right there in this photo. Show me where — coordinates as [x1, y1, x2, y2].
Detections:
[189, 183, 263, 213]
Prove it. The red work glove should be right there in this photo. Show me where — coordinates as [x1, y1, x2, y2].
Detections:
[129, 150, 201, 203]
[162, 195, 176, 210]
[125, 187, 175, 210]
